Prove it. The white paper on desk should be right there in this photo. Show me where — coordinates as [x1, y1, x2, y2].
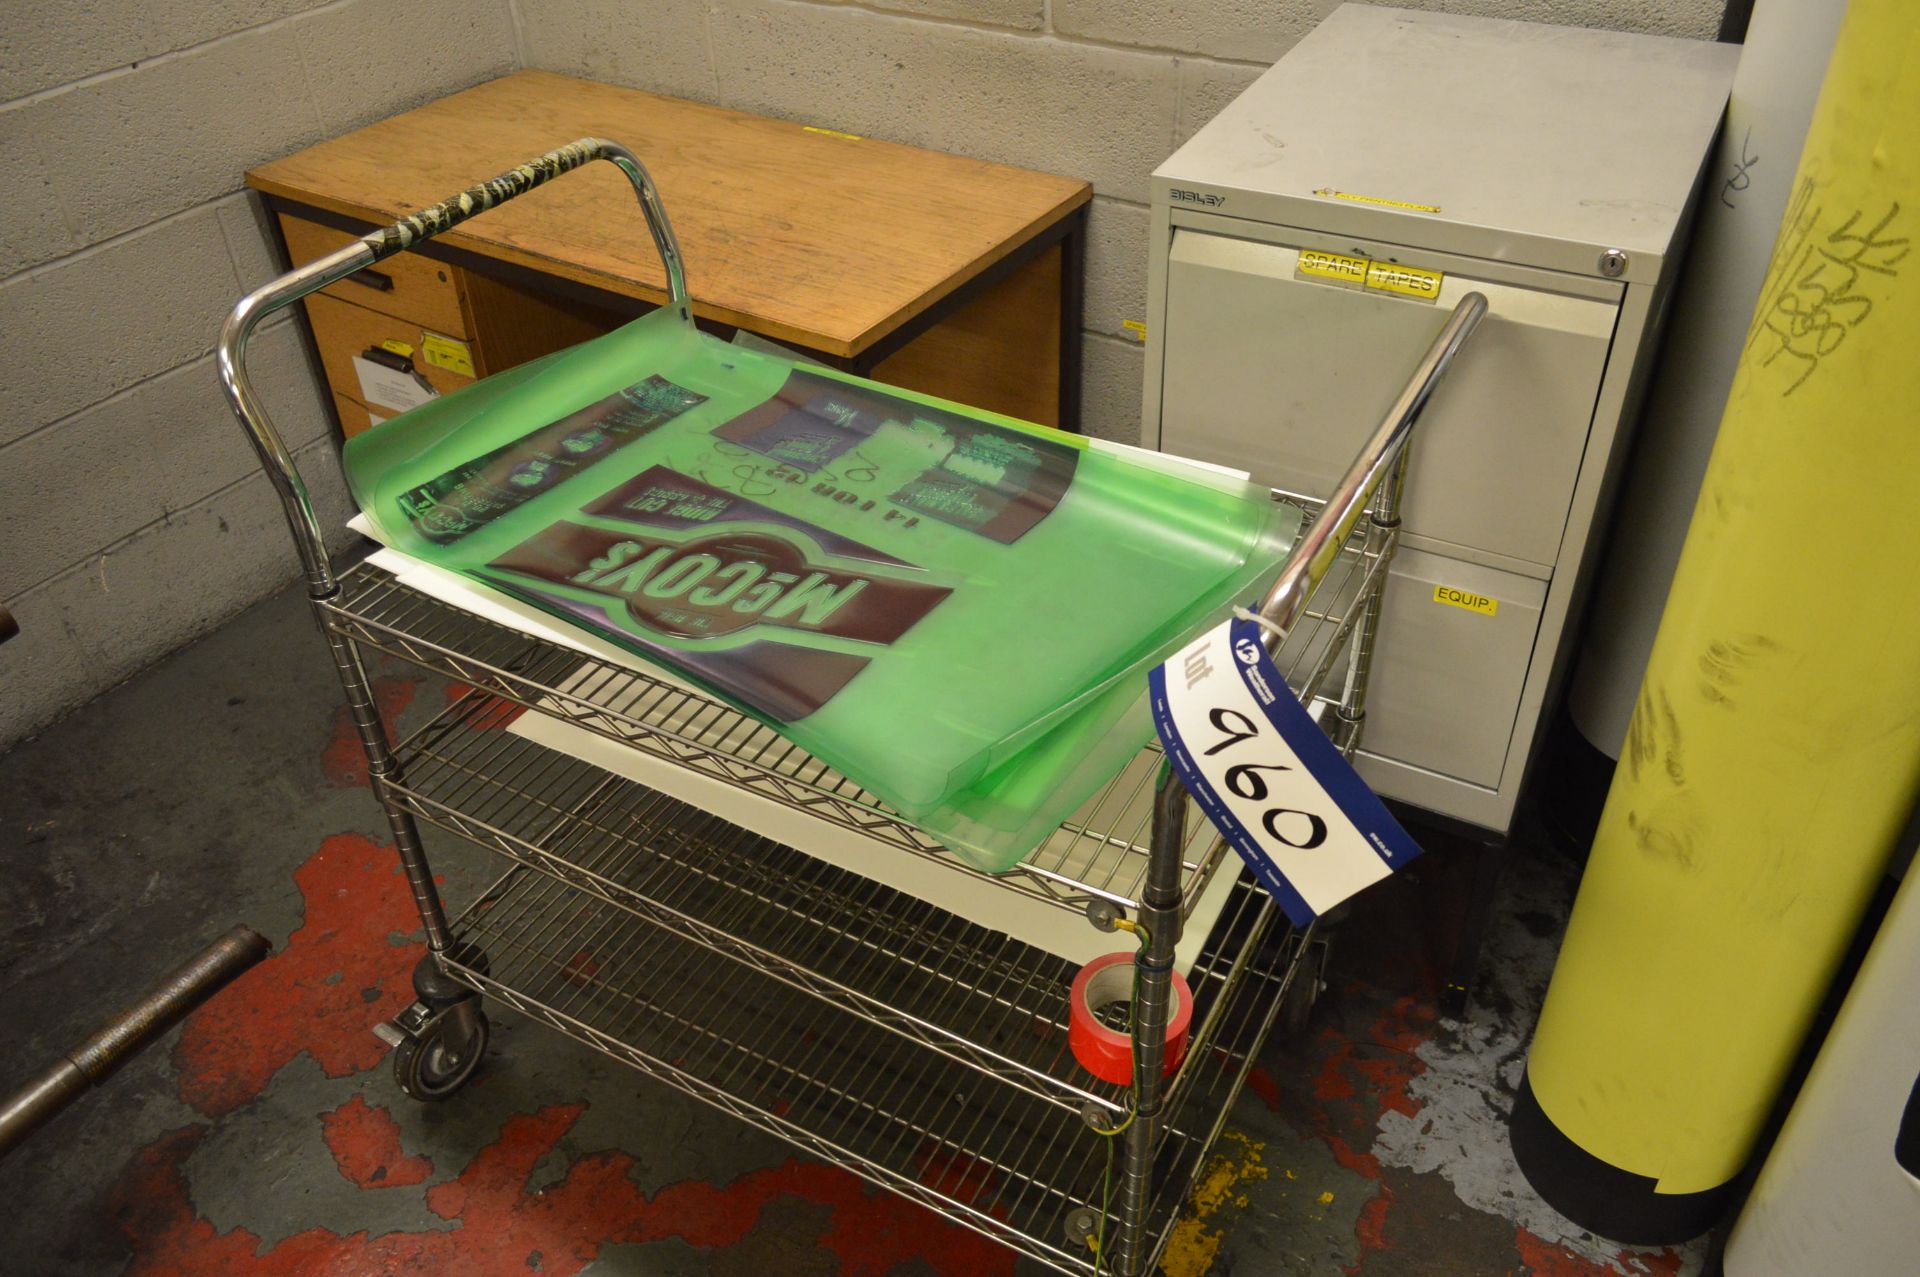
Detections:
[348, 522, 1245, 972]
[352, 356, 438, 413]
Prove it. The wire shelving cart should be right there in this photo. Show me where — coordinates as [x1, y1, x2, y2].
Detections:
[219, 139, 1484, 1276]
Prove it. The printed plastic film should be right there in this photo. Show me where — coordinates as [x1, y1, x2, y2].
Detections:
[345, 307, 1300, 870]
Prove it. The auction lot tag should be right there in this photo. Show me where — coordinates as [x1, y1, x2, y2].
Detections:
[1149, 616, 1424, 927]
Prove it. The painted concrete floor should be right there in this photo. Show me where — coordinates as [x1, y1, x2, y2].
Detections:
[2, 582, 1709, 1275]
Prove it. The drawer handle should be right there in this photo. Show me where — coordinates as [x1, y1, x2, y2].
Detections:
[360, 346, 414, 372]
[346, 267, 395, 293]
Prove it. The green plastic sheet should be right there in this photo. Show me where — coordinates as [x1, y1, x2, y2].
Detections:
[344, 308, 1299, 870]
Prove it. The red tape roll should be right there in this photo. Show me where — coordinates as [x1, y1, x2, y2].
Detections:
[1068, 951, 1194, 1086]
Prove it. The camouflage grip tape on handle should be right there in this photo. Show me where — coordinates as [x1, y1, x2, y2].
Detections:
[358, 137, 605, 261]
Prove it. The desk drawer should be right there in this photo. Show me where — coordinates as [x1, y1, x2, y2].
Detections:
[331, 392, 398, 440]
[304, 292, 474, 415]
[279, 213, 469, 338]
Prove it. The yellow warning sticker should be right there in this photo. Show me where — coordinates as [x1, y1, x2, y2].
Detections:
[1296, 249, 1370, 288]
[1433, 585, 1498, 617]
[1312, 187, 1442, 214]
[803, 125, 863, 142]
[1121, 319, 1148, 341]
[1364, 260, 1445, 302]
[421, 332, 476, 378]
[378, 338, 414, 359]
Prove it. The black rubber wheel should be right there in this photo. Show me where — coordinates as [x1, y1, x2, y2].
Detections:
[1280, 938, 1328, 1038]
[394, 1004, 489, 1101]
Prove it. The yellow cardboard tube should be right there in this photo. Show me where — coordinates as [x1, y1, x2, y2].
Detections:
[1513, 0, 1920, 1242]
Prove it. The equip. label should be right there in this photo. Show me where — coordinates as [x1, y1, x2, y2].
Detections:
[1297, 249, 1370, 288]
[1433, 585, 1498, 616]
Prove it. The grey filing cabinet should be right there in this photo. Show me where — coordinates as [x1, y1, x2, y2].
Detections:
[1144, 5, 1738, 833]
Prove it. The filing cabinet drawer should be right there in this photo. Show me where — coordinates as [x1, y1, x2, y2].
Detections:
[303, 292, 474, 415]
[1348, 549, 1547, 789]
[1159, 230, 1616, 572]
[279, 213, 469, 338]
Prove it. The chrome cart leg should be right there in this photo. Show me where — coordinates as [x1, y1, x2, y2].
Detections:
[1111, 766, 1189, 1275]
[1332, 446, 1408, 750]
[316, 612, 455, 953]
[315, 605, 490, 1098]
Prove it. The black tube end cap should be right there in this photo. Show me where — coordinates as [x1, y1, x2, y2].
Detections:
[1509, 1067, 1729, 1246]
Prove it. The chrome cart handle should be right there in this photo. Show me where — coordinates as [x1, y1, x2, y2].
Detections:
[217, 137, 691, 599]
[1255, 291, 1487, 643]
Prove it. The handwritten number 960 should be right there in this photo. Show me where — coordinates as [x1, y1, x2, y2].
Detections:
[1202, 708, 1330, 850]
[1201, 708, 1259, 756]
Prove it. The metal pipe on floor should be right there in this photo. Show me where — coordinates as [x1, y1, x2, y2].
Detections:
[0, 925, 271, 1160]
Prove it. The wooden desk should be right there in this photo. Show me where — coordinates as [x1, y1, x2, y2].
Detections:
[247, 71, 1091, 436]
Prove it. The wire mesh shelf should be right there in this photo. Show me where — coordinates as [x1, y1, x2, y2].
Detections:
[321, 493, 1386, 920]
[438, 849, 1301, 1275]
[390, 691, 1297, 1121]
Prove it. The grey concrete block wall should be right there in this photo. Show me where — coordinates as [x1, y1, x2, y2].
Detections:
[0, 210, 244, 436]
[1174, 55, 1267, 146]
[13, 25, 323, 250]
[519, 0, 1726, 446]
[1, 439, 357, 747]
[1080, 331, 1148, 444]
[706, 0, 1182, 204]
[1084, 195, 1150, 339]
[0, 1, 336, 100]
[0, 0, 518, 746]
[1053, 0, 1340, 61]
[0, 322, 332, 599]
[517, 0, 720, 105]
[864, 0, 1046, 28]
[1370, 0, 1722, 39]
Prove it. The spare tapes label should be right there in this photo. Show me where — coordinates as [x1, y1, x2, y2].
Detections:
[1295, 250, 1445, 302]
[1364, 261, 1444, 301]
[1298, 250, 1371, 287]
[1149, 616, 1424, 927]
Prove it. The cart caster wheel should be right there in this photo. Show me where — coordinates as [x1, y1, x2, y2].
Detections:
[1281, 937, 1329, 1037]
[393, 1003, 489, 1101]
